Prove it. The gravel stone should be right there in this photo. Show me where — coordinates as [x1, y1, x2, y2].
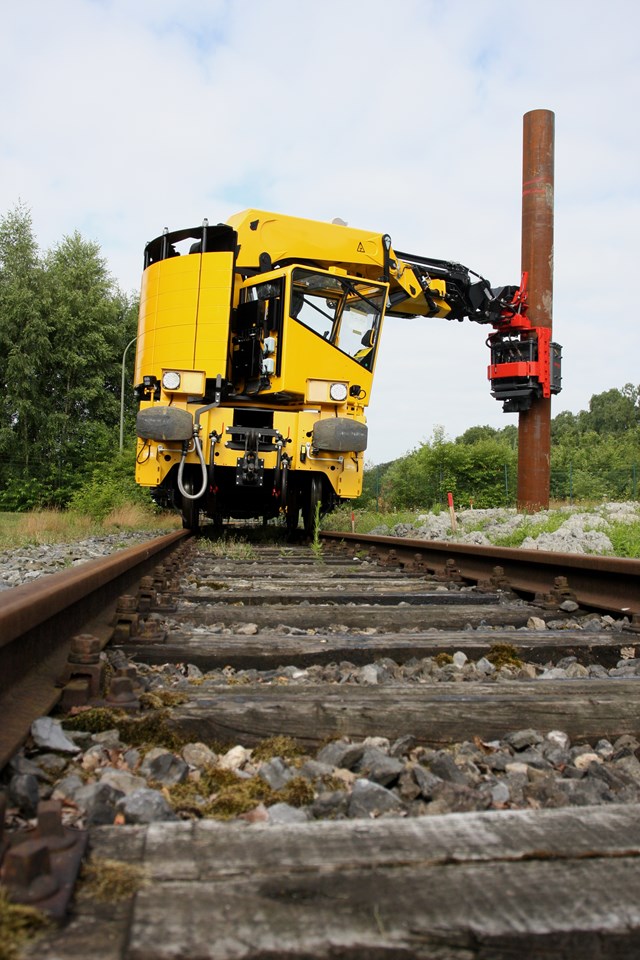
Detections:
[32, 753, 69, 778]
[116, 788, 178, 824]
[317, 740, 365, 770]
[98, 768, 148, 794]
[218, 746, 252, 770]
[491, 781, 510, 805]
[182, 742, 218, 768]
[30, 717, 80, 754]
[355, 747, 405, 786]
[9, 754, 50, 781]
[504, 728, 544, 750]
[348, 779, 405, 818]
[9, 774, 40, 817]
[613, 755, 640, 784]
[412, 765, 443, 800]
[267, 802, 310, 824]
[75, 782, 125, 825]
[258, 758, 294, 791]
[310, 791, 350, 819]
[428, 752, 468, 785]
[51, 774, 85, 803]
[143, 753, 189, 786]
[297, 760, 335, 782]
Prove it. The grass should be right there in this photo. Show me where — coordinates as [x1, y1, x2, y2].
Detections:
[196, 537, 257, 561]
[321, 506, 419, 535]
[605, 520, 640, 558]
[0, 504, 179, 551]
[490, 512, 567, 548]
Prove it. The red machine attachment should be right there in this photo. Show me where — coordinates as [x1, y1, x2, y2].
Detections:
[487, 273, 562, 412]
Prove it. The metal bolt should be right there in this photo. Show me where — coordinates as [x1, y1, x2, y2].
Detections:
[68, 634, 101, 665]
[116, 595, 138, 613]
[1, 838, 59, 903]
[35, 800, 75, 851]
[105, 675, 140, 711]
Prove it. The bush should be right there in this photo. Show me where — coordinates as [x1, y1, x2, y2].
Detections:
[0, 476, 71, 511]
[68, 452, 151, 521]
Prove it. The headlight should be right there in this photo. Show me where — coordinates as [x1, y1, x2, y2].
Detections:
[162, 370, 181, 390]
[329, 382, 348, 402]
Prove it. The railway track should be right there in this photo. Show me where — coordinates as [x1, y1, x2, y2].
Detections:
[2, 530, 640, 957]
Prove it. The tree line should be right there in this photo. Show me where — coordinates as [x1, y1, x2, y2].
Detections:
[0, 203, 139, 509]
[362, 384, 640, 509]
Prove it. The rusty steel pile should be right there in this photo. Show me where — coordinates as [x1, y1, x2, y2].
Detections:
[2, 531, 640, 957]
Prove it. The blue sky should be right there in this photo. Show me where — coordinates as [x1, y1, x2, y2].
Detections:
[1, 0, 638, 463]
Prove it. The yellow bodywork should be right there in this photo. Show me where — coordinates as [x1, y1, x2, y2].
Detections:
[133, 209, 460, 522]
[135, 251, 233, 385]
[228, 209, 452, 319]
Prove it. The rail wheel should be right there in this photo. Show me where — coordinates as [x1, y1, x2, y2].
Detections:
[181, 473, 201, 533]
[285, 483, 300, 536]
[302, 475, 323, 538]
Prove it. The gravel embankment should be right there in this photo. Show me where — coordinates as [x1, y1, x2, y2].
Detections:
[370, 500, 640, 554]
[0, 531, 171, 590]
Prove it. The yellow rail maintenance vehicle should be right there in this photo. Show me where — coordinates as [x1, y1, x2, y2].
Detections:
[133, 210, 561, 532]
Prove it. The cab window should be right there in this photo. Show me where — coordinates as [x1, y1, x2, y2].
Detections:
[290, 268, 385, 369]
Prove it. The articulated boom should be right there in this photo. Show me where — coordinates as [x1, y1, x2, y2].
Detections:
[133, 210, 561, 531]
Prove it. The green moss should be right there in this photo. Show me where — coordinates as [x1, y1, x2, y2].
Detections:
[486, 643, 523, 669]
[279, 776, 315, 806]
[0, 890, 49, 960]
[79, 858, 146, 903]
[63, 707, 188, 752]
[252, 736, 305, 762]
[202, 776, 276, 819]
[139, 691, 189, 710]
[435, 652, 453, 666]
[166, 764, 314, 820]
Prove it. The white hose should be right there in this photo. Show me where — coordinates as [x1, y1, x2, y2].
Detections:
[177, 434, 208, 500]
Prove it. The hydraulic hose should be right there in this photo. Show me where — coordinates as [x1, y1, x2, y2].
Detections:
[177, 434, 208, 500]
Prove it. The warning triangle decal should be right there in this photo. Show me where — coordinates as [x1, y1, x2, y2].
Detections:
[357, 242, 365, 252]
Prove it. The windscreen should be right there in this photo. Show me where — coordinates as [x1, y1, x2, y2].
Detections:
[290, 268, 385, 370]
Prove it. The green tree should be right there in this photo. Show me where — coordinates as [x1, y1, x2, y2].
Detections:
[586, 385, 639, 435]
[0, 203, 48, 481]
[0, 205, 139, 506]
[39, 233, 138, 491]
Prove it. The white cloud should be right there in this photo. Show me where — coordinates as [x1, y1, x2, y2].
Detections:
[1, 0, 638, 462]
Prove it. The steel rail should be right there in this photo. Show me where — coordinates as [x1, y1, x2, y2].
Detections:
[320, 531, 640, 617]
[0, 528, 189, 769]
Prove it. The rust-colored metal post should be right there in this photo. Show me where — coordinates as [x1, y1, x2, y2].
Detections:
[517, 109, 555, 511]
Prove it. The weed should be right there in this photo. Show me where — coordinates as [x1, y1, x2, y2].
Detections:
[311, 501, 323, 561]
